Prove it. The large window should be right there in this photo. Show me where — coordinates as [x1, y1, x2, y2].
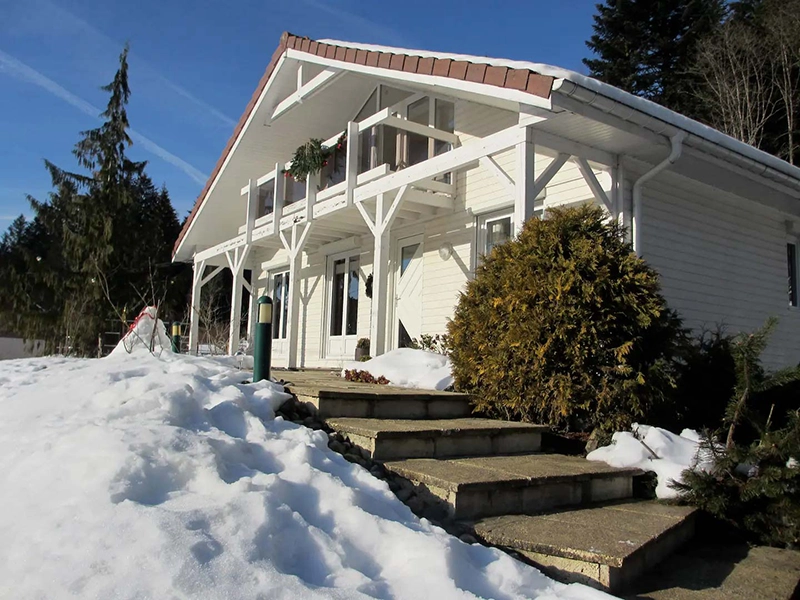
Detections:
[257, 181, 275, 218]
[271, 271, 290, 339]
[330, 255, 360, 337]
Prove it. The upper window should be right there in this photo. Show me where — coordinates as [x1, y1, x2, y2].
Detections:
[270, 270, 290, 339]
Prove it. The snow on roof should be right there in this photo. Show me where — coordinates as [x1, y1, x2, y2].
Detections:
[321, 38, 800, 187]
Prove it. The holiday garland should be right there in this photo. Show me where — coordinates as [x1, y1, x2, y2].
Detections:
[283, 132, 347, 182]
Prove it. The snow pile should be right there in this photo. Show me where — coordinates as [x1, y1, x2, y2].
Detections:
[343, 348, 455, 391]
[110, 306, 174, 356]
[587, 424, 712, 499]
[0, 352, 613, 599]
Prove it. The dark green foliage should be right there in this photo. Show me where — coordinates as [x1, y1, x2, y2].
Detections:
[584, 0, 724, 116]
[665, 328, 736, 432]
[447, 205, 686, 432]
[675, 319, 800, 547]
[283, 133, 347, 182]
[0, 46, 189, 355]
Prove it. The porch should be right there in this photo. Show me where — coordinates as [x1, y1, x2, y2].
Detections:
[184, 78, 622, 368]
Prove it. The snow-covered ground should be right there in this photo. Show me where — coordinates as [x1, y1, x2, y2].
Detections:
[343, 348, 455, 391]
[587, 424, 711, 499]
[0, 349, 614, 599]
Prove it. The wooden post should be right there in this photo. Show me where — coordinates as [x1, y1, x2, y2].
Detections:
[226, 246, 251, 355]
[189, 259, 205, 355]
[345, 121, 359, 207]
[369, 193, 389, 356]
[515, 126, 535, 235]
[280, 222, 312, 369]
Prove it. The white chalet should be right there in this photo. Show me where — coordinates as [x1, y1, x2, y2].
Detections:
[173, 33, 800, 369]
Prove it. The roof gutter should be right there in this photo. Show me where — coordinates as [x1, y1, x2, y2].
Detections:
[553, 79, 800, 195]
[632, 132, 686, 255]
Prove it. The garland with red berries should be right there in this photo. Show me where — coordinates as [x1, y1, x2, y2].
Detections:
[283, 132, 347, 182]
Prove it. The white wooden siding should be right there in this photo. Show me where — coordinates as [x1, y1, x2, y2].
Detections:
[639, 168, 800, 368]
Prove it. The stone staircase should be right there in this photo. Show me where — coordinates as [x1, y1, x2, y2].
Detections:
[286, 378, 696, 595]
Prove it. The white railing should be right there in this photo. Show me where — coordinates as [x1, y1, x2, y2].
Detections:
[239, 107, 458, 237]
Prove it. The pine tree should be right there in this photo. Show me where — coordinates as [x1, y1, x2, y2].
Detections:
[1, 45, 189, 355]
[584, 0, 725, 117]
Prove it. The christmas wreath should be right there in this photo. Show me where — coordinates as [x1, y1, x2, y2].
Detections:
[283, 132, 347, 182]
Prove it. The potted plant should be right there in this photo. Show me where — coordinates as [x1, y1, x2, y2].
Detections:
[355, 338, 370, 361]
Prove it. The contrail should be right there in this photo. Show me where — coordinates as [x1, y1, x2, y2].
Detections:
[0, 48, 209, 186]
[40, 0, 236, 129]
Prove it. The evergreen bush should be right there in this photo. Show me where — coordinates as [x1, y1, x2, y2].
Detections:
[674, 319, 800, 547]
[447, 205, 685, 432]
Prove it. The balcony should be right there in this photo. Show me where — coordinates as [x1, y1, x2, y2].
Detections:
[236, 100, 460, 244]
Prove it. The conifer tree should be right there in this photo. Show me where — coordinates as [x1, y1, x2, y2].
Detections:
[1, 45, 188, 355]
[584, 0, 725, 117]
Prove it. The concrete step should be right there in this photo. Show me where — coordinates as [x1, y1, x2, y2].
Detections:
[383, 454, 640, 519]
[326, 417, 548, 460]
[290, 384, 472, 419]
[473, 501, 697, 594]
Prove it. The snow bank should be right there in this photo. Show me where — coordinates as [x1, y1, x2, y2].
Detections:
[587, 424, 711, 499]
[110, 306, 174, 356]
[0, 352, 613, 599]
[343, 348, 455, 391]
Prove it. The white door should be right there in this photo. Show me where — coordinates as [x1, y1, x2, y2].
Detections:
[269, 270, 290, 359]
[326, 253, 361, 358]
[395, 236, 424, 348]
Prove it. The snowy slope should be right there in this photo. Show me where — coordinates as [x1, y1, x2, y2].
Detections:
[0, 351, 614, 600]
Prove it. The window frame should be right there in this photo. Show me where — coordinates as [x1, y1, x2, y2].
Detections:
[788, 242, 798, 308]
[268, 268, 291, 340]
[477, 208, 515, 260]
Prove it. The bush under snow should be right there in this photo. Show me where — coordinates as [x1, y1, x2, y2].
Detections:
[342, 348, 455, 391]
[587, 424, 712, 499]
[0, 347, 613, 599]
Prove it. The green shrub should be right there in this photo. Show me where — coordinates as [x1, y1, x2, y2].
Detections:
[674, 319, 800, 547]
[447, 205, 685, 432]
[659, 328, 736, 432]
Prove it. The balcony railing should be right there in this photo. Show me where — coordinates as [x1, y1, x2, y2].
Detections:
[238, 105, 458, 240]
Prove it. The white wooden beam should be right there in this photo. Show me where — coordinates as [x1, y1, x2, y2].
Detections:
[200, 265, 225, 287]
[370, 193, 389, 357]
[188, 259, 206, 354]
[355, 125, 524, 201]
[404, 189, 454, 210]
[480, 156, 515, 198]
[381, 115, 459, 145]
[514, 126, 536, 235]
[355, 202, 376, 234]
[531, 153, 570, 201]
[228, 245, 251, 354]
[272, 68, 340, 120]
[194, 234, 246, 263]
[383, 185, 409, 231]
[245, 178, 258, 245]
[534, 131, 616, 168]
[345, 121, 359, 207]
[575, 157, 613, 212]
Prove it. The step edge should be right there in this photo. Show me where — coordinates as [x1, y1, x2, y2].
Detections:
[474, 506, 698, 569]
[328, 425, 548, 440]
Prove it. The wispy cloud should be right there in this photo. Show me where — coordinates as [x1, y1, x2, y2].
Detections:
[299, 0, 412, 47]
[0, 216, 17, 220]
[0, 48, 209, 186]
[22, 0, 236, 130]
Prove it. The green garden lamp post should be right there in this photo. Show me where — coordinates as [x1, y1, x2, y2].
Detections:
[171, 322, 181, 353]
[253, 296, 273, 382]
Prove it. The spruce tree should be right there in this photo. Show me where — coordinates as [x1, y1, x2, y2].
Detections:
[584, 0, 725, 117]
[1, 45, 189, 355]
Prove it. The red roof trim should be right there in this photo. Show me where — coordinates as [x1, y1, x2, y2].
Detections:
[173, 33, 555, 258]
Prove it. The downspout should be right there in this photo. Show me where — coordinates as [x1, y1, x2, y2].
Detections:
[632, 132, 687, 255]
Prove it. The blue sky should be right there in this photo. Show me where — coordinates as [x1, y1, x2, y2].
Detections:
[0, 0, 599, 230]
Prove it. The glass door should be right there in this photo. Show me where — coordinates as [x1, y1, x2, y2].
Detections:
[326, 254, 360, 358]
[269, 269, 290, 358]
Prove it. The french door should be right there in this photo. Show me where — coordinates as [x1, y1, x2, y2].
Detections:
[326, 253, 360, 358]
[394, 235, 424, 348]
[269, 269, 290, 358]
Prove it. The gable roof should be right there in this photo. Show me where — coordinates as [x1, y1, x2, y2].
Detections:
[175, 32, 800, 260]
[174, 32, 557, 258]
